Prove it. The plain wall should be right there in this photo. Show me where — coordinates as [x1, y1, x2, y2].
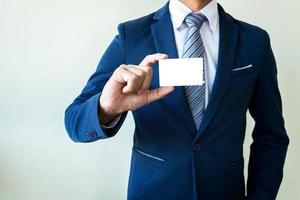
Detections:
[0, 0, 299, 199]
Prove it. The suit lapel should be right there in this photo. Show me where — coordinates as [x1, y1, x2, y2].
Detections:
[151, 3, 197, 136]
[195, 5, 240, 140]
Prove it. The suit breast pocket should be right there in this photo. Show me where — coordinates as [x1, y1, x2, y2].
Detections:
[224, 64, 258, 109]
[231, 64, 256, 77]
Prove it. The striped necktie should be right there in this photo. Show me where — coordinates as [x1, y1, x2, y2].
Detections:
[183, 13, 207, 130]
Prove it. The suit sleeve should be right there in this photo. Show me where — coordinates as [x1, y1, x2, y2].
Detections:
[247, 31, 289, 199]
[64, 24, 128, 143]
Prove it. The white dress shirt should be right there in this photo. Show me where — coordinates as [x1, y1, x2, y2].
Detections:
[169, 0, 220, 106]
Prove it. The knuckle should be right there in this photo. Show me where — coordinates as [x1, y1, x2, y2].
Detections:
[135, 71, 142, 78]
[131, 75, 139, 82]
[119, 64, 126, 69]
[138, 70, 146, 77]
[116, 65, 125, 73]
[113, 68, 120, 75]
[145, 66, 152, 73]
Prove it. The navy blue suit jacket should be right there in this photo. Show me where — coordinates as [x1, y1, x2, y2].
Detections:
[65, 3, 289, 200]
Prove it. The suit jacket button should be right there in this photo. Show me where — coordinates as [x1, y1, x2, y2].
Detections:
[193, 144, 202, 152]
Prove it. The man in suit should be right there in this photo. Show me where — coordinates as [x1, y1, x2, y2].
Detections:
[64, 0, 289, 199]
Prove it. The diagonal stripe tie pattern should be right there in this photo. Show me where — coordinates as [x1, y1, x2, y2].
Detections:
[183, 13, 207, 130]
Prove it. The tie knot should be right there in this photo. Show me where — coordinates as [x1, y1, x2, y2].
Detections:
[185, 13, 207, 28]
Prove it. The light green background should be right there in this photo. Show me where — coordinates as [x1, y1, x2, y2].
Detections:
[0, 0, 299, 199]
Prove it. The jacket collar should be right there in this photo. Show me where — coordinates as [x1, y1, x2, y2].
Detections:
[169, 0, 218, 33]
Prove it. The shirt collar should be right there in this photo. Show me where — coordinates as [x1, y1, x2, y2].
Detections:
[169, 0, 219, 33]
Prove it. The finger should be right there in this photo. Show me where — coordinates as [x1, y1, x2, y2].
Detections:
[140, 66, 153, 90]
[113, 66, 142, 94]
[124, 65, 153, 91]
[123, 65, 147, 91]
[139, 53, 168, 67]
[123, 65, 146, 78]
[139, 53, 167, 90]
[146, 86, 174, 104]
[123, 66, 146, 92]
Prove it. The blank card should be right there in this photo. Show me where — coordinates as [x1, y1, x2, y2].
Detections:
[158, 58, 204, 86]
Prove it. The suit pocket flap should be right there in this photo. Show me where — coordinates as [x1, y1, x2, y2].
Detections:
[133, 146, 166, 167]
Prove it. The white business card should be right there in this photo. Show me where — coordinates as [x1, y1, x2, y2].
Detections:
[158, 58, 204, 86]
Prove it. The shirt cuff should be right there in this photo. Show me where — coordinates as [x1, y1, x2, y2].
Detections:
[101, 114, 122, 129]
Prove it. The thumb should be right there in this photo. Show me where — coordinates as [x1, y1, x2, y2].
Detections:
[146, 86, 174, 104]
